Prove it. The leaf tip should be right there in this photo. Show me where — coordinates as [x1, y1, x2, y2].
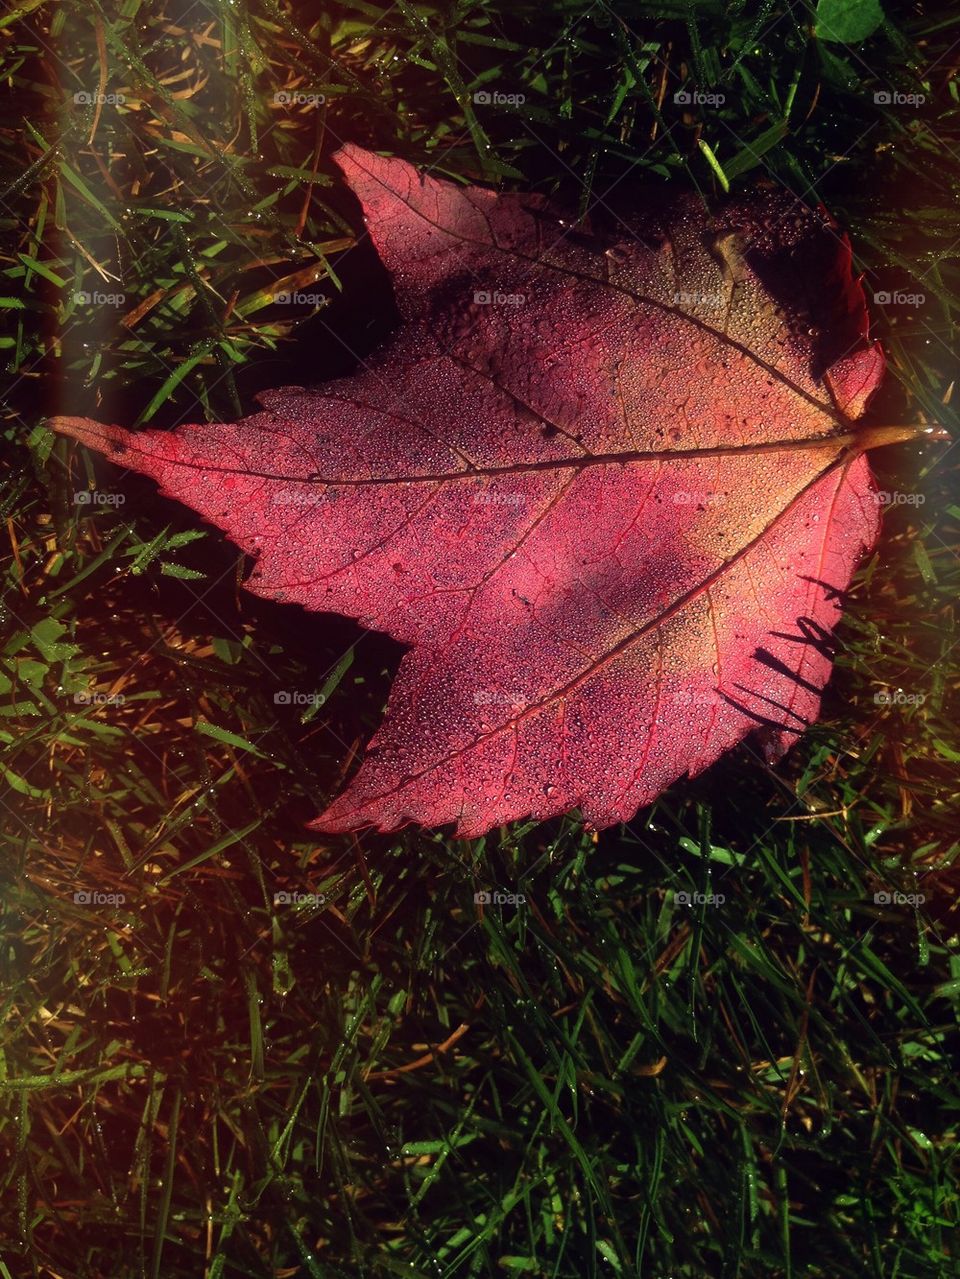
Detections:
[48, 415, 132, 459]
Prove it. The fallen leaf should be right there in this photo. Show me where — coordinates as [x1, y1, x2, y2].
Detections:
[53, 144, 907, 837]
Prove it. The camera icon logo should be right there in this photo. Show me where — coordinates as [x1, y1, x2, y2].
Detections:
[73, 891, 91, 903]
[274, 691, 291, 704]
[673, 90, 691, 105]
[874, 91, 892, 105]
[274, 891, 292, 905]
[74, 491, 92, 504]
[473, 290, 492, 305]
[675, 891, 691, 905]
[473, 90, 491, 105]
[474, 890, 491, 904]
[873, 291, 892, 304]
[874, 891, 891, 904]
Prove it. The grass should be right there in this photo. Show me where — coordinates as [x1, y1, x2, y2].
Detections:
[1, 1, 959, 1276]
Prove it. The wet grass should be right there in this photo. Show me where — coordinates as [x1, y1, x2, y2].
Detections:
[1, 1, 959, 1276]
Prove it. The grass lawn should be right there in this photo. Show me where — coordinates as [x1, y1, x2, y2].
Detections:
[1, 1, 958, 1276]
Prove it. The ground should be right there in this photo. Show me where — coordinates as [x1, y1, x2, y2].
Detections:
[0, 2, 957, 1277]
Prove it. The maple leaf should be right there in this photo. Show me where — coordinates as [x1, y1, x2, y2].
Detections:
[52, 144, 912, 838]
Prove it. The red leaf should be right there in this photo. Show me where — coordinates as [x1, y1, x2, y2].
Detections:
[53, 144, 897, 837]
